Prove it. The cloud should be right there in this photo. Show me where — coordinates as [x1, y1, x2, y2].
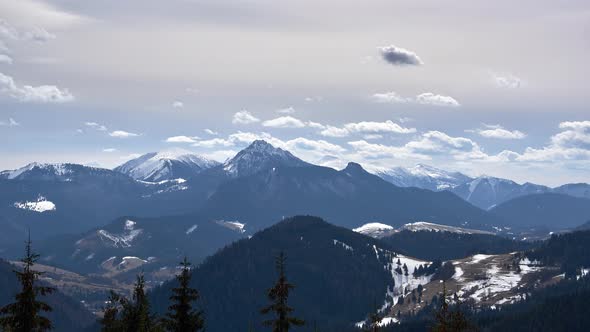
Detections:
[372, 92, 409, 104]
[109, 130, 140, 138]
[232, 110, 260, 124]
[172, 101, 184, 109]
[0, 72, 74, 103]
[0, 54, 13, 64]
[415, 93, 460, 107]
[320, 120, 415, 137]
[473, 124, 526, 139]
[276, 106, 295, 114]
[103, 148, 117, 153]
[85, 122, 108, 131]
[552, 121, 590, 150]
[204, 129, 218, 135]
[406, 131, 484, 158]
[491, 72, 523, 88]
[262, 116, 306, 128]
[22, 27, 56, 42]
[379, 45, 423, 66]
[0, 117, 19, 127]
[372, 91, 460, 107]
[165, 135, 199, 143]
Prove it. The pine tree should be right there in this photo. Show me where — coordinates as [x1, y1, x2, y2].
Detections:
[431, 283, 474, 332]
[120, 274, 160, 332]
[260, 252, 304, 332]
[101, 291, 123, 332]
[0, 234, 55, 332]
[162, 257, 204, 332]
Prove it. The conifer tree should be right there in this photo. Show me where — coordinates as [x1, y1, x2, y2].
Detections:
[120, 274, 160, 332]
[0, 234, 55, 332]
[260, 252, 304, 332]
[101, 291, 123, 332]
[162, 257, 204, 332]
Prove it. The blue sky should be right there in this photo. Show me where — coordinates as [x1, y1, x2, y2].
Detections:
[0, 0, 589, 186]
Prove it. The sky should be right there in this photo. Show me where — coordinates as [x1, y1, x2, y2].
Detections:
[0, 0, 589, 186]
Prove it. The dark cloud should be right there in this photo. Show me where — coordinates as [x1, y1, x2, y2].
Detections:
[379, 45, 423, 66]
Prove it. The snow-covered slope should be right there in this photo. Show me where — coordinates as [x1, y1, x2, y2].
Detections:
[353, 222, 396, 238]
[451, 176, 549, 210]
[221, 140, 310, 177]
[376, 164, 472, 191]
[114, 148, 219, 182]
[354, 221, 495, 238]
[400, 221, 495, 235]
[0, 162, 119, 182]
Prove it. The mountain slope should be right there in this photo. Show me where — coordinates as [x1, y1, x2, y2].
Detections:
[198, 162, 505, 231]
[451, 176, 549, 210]
[150, 216, 431, 331]
[114, 149, 219, 182]
[221, 139, 311, 177]
[490, 193, 590, 229]
[37, 215, 246, 278]
[376, 164, 472, 191]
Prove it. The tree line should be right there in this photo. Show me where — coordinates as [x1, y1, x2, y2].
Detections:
[0, 238, 472, 332]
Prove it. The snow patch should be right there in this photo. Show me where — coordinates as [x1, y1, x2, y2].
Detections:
[353, 222, 395, 238]
[186, 224, 198, 235]
[14, 196, 56, 213]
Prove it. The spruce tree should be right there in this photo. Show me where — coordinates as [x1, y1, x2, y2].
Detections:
[100, 291, 123, 332]
[121, 274, 160, 332]
[0, 234, 55, 332]
[163, 257, 204, 332]
[260, 252, 304, 332]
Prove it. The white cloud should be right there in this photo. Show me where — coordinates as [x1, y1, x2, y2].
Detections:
[379, 45, 423, 66]
[415, 93, 460, 107]
[491, 72, 523, 88]
[372, 91, 460, 107]
[474, 124, 526, 139]
[103, 148, 117, 153]
[0, 72, 74, 103]
[262, 116, 306, 128]
[0, 117, 19, 127]
[22, 27, 55, 42]
[320, 126, 350, 137]
[372, 92, 409, 104]
[276, 106, 295, 114]
[172, 101, 184, 109]
[165, 135, 199, 143]
[109, 130, 140, 138]
[0, 54, 13, 64]
[232, 110, 260, 124]
[85, 122, 108, 131]
[320, 120, 415, 137]
[204, 128, 218, 135]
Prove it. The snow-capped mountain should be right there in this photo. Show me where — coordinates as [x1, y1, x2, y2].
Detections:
[451, 176, 550, 210]
[0, 162, 124, 182]
[221, 140, 310, 177]
[400, 221, 495, 235]
[354, 221, 494, 238]
[114, 149, 220, 182]
[376, 164, 472, 191]
[353, 222, 396, 238]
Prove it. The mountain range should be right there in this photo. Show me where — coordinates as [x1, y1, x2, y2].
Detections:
[1, 139, 588, 258]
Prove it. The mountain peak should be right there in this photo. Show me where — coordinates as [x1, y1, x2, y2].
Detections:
[222, 140, 310, 177]
[343, 162, 368, 175]
[114, 150, 219, 182]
